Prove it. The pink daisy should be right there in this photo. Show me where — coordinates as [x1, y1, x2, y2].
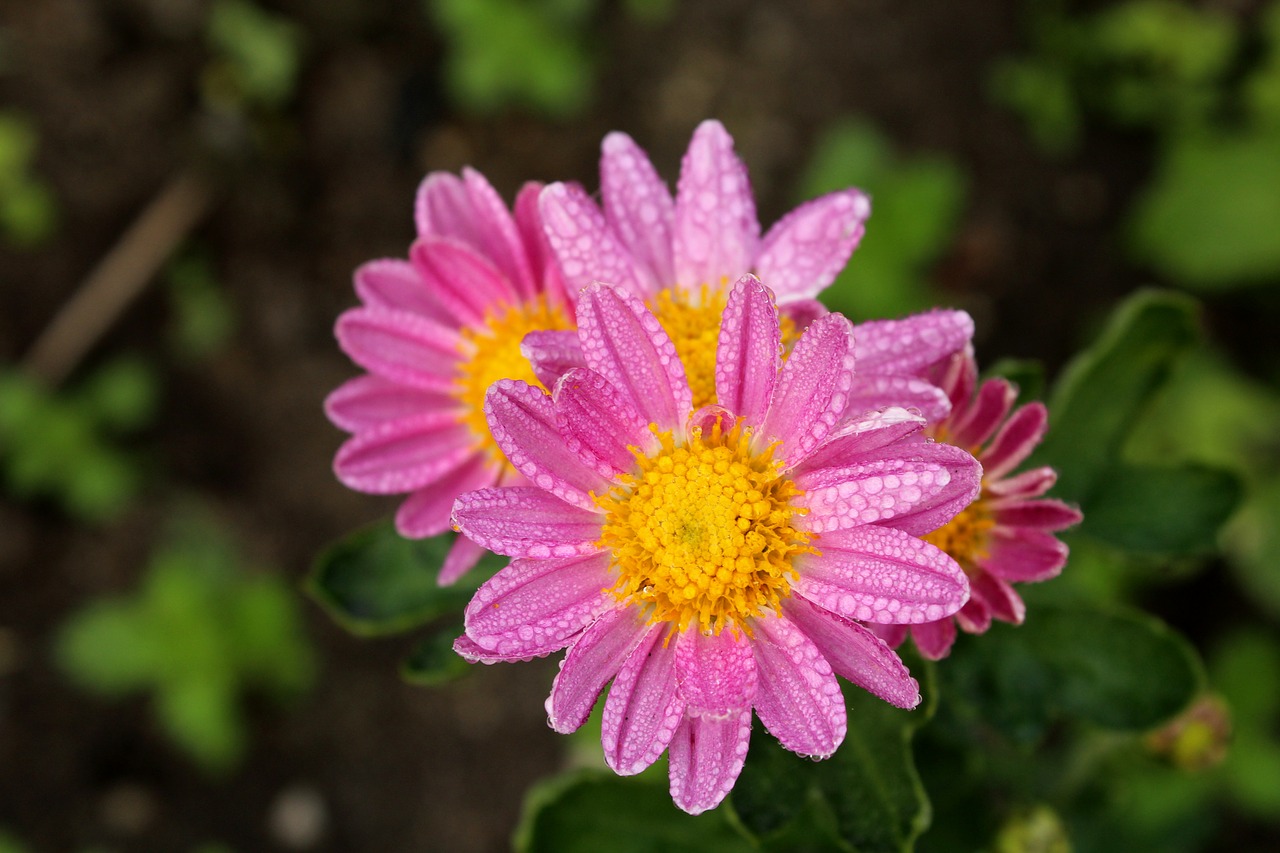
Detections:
[325, 168, 575, 583]
[450, 276, 981, 814]
[875, 349, 1083, 660]
[528, 119, 973, 422]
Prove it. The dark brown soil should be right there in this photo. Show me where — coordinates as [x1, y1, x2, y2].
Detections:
[0, 1, 1160, 851]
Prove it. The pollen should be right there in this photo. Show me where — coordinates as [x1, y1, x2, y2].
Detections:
[454, 296, 572, 459]
[923, 498, 995, 574]
[595, 420, 815, 635]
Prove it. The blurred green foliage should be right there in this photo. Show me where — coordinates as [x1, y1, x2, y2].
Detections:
[57, 511, 315, 773]
[165, 250, 236, 362]
[798, 119, 966, 321]
[0, 358, 157, 521]
[202, 0, 302, 112]
[0, 111, 58, 246]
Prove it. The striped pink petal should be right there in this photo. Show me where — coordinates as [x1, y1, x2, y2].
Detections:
[792, 408, 927, 475]
[602, 624, 683, 775]
[334, 414, 475, 494]
[395, 453, 499, 537]
[450, 487, 602, 558]
[989, 498, 1082, 531]
[673, 120, 760, 289]
[911, 618, 958, 661]
[325, 374, 456, 433]
[750, 614, 845, 758]
[667, 709, 752, 816]
[759, 313, 855, 466]
[843, 374, 953, 426]
[601, 131, 675, 294]
[540, 182, 644, 296]
[977, 527, 1069, 583]
[439, 530, 491, 586]
[675, 627, 757, 719]
[353, 259, 445, 321]
[982, 402, 1049, 480]
[967, 571, 1025, 626]
[715, 275, 781, 427]
[987, 465, 1057, 498]
[335, 306, 461, 393]
[852, 310, 974, 377]
[412, 237, 518, 327]
[548, 606, 648, 734]
[755, 189, 870, 300]
[949, 378, 1017, 449]
[460, 167, 537, 298]
[553, 367, 655, 479]
[414, 171, 473, 240]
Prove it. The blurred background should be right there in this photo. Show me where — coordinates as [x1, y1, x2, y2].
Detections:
[2, 1, 1279, 851]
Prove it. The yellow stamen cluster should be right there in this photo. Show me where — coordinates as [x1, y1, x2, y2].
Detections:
[923, 499, 995, 575]
[595, 421, 814, 635]
[454, 296, 572, 459]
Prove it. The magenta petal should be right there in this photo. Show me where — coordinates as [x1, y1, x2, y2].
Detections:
[843, 374, 952, 425]
[982, 402, 1049, 480]
[450, 487, 602, 558]
[485, 380, 610, 509]
[454, 631, 546, 664]
[461, 167, 538, 298]
[675, 626, 757, 719]
[989, 498, 1083, 531]
[465, 551, 614, 657]
[673, 120, 760, 289]
[750, 614, 846, 758]
[667, 709, 752, 815]
[334, 416, 475, 494]
[852, 310, 975, 377]
[760, 313, 855, 466]
[412, 237, 516, 327]
[395, 453, 499, 537]
[968, 570, 1025, 626]
[779, 298, 829, 330]
[755, 189, 871, 300]
[792, 408, 927, 475]
[540, 182, 644, 296]
[978, 527, 1069, 583]
[439, 534, 490, 586]
[553, 367, 655, 479]
[987, 465, 1057, 498]
[949, 378, 1017, 450]
[602, 624, 683, 775]
[414, 171, 473, 239]
[911, 618, 958, 661]
[353, 259, 445, 321]
[548, 606, 648, 733]
[601, 131, 675, 294]
[522, 329, 587, 390]
[716, 276, 781, 427]
[575, 284, 692, 433]
[335, 307, 461, 392]
[794, 525, 969, 624]
[325, 374, 455, 433]
[783, 596, 920, 709]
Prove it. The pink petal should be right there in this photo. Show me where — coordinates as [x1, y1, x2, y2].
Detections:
[553, 367, 656, 479]
[522, 329, 587, 390]
[759, 313, 855, 466]
[439, 534, 490, 586]
[967, 570, 1025, 626]
[353, 259, 446, 321]
[675, 627, 757, 719]
[548, 606, 648, 733]
[414, 171, 473, 239]
[750, 614, 846, 758]
[334, 415, 476, 494]
[871, 623, 909, 650]
[910, 618, 957, 661]
[783, 596, 920, 709]
[948, 378, 1017, 450]
[461, 167, 538, 298]
[335, 307, 461, 393]
[981, 402, 1049, 480]
[715, 275, 781, 427]
[450, 487, 602, 558]
[485, 380, 611, 509]
[465, 551, 615, 657]
[601, 624, 683, 775]
[454, 631, 547, 664]
[394, 452, 500, 537]
[667, 709, 752, 815]
[779, 298, 829, 329]
[412, 237, 517, 327]
[844, 374, 952, 425]
[575, 284, 692, 433]
[978, 527, 1069, 583]
[673, 120, 760, 289]
[755, 189, 871, 300]
[539, 182, 644, 296]
[792, 408, 927, 475]
[601, 131, 675, 294]
[989, 498, 1082, 531]
[851, 310, 974, 378]
[955, 597, 991, 634]
[794, 525, 969, 625]
[325, 374, 456, 433]
[986, 465, 1057, 499]
[512, 181, 554, 298]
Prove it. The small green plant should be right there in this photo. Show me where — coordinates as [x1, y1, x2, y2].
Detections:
[202, 0, 302, 111]
[0, 111, 58, 246]
[0, 358, 156, 521]
[57, 512, 316, 773]
[165, 250, 236, 361]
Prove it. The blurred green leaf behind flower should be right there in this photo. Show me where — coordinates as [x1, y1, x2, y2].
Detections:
[0, 111, 58, 246]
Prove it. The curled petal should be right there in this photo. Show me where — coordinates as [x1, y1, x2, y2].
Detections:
[522, 329, 586, 390]
[540, 182, 644, 296]
[667, 709, 752, 816]
[760, 313, 855, 466]
[755, 188, 870, 300]
[675, 626, 757, 719]
[716, 275, 781, 427]
[750, 614, 846, 758]
[451, 487, 602, 558]
[601, 131, 675, 294]
[548, 606, 648, 733]
[673, 120, 760, 289]
[602, 625, 683, 776]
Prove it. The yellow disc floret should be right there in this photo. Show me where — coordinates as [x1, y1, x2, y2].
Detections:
[454, 296, 572, 459]
[595, 420, 815, 636]
[923, 499, 995, 575]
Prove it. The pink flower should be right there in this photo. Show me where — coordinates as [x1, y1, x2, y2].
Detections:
[325, 169, 574, 583]
[451, 276, 980, 814]
[875, 350, 1083, 660]
[529, 120, 973, 422]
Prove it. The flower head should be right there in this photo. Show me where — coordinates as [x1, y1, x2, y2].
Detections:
[876, 350, 1083, 660]
[326, 169, 573, 583]
[451, 276, 980, 814]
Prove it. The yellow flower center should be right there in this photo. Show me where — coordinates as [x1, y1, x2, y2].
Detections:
[454, 296, 572, 459]
[923, 498, 995, 575]
[595, 420, 815, 636]
[650, 285, 798, 411]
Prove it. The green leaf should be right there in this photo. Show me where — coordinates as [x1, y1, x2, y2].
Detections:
[1082, 463, 1241, 554]
[400, 620, 471, 687]
[155, 675, 244, 774]
[307, 522, 487, 636]
[942, 604, 1203, 740]
[731, 681, 932, 852]
[1129, 130, 1280, 288]
[55, 600, 160, 696]
[515, 771, 750, 853]
[1031, 290, 1199, 503]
